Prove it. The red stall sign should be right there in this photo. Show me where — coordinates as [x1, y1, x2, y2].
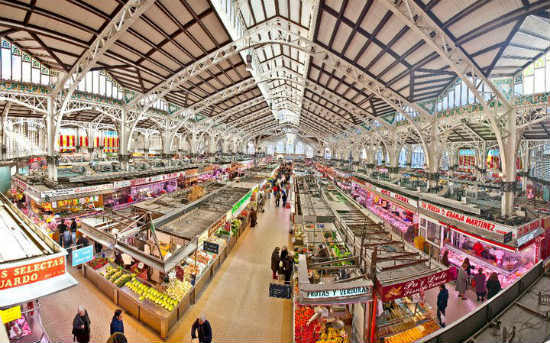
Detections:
[381, 269, 452, 301]
[0, 256, 66, 290]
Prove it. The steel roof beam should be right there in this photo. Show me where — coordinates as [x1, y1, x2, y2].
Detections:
[380, 0, 512, 112]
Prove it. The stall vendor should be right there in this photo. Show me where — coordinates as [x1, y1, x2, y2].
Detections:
[131, 262, 148, 280]
[473, 241, 484, 257]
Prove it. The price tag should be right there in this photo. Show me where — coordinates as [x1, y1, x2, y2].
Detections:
[0, 306, 22, 323]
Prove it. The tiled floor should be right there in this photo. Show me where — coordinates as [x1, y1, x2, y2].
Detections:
[425, 280, 479, 326]
[40, 199, 293, 342]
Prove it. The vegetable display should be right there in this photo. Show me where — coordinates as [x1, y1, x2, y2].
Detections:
[294, 305, 321, 343]
[165, 278, 192, 302]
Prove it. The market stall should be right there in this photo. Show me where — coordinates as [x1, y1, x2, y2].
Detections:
[294, 255, 373, 343]
[0, 193, 78, 343]
[321, 187, 449, 343]
[419, 201, 544, 288]
[80, 185, 256, 338]
[349, 177, 418, 243]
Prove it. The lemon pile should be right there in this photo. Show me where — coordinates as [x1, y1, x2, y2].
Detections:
[126, 279, 178, 312]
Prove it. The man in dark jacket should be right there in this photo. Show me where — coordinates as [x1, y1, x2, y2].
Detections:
[57, 220, 67, 246]
[191, 314, 212, 343]
[110, 309, 124, 335]
[271, 247, 280, 280]
[437, 284, 449, 327]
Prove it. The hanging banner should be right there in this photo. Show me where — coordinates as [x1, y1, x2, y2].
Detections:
[380, 269, 452, 301]
[0, 256, 66, 290]
[420, 201, 512, 237]
[351, 177, 418, 208]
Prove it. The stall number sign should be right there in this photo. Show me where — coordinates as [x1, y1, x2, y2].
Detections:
[420, 201, 512, 236]
[0, 256, 65, 290]
[203, 241, 219, 254]
[0, 306, 21, 324]
[306, 286, 369, 299]
[72, 245, 94, 266]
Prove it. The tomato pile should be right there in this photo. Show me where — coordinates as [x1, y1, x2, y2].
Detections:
[295, 304, 321, 343]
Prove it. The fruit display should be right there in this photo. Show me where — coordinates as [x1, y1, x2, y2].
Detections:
[182, 264, 200, 281]
[294, 305, 321, 343]
[316, 326, 349, 343]
[196, 251, 215, 265]
[126, 279, 178, 312]
[88, 257, 108, 270]
[377, 298, 439, 343]
[165, 278, 192, 301]
[383, 320, 439, 343]
[102, 266, 132, 287]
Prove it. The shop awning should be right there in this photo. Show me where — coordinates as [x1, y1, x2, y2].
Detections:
[0, 272, 78, 307]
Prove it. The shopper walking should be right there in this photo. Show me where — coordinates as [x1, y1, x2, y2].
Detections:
[106, 332, 127, 343]
[70, 218, 78, 243]
[271, 247, 280, 280]
[486, 272, 502, 299]
[280, 246, 288, 261]
[282, 190, 288, 208]
[191, 314, 212, 343]
[109, 310, 124, 335]
[282, 254, 294, 284]
[72, 306, 91, 343]
[436, 284, 449, 327]
[463, 258, 473, 277]
[456, 263, 468, 300]
[275, 190, 281, 207]
[57, 220, 67, 246]
[474, 268, 487, 302]
[250, 207, 257, 228]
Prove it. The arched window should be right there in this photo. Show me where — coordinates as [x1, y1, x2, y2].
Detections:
[296, 141, 304, 155]
[306, 145, 313, 158]
[276, 140, 285, 153]
[411, 145, 425, 169]
[376, 149, 384, 166]
[399, 148, 407, 167]
[325, 148, 331, 159]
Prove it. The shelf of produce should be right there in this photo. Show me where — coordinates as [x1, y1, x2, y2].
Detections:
[84, 264, 116, 302]
[376, 299, 439, 343]
[138, 296, 178, 338]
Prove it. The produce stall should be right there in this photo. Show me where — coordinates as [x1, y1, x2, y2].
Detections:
[319, 186, 448, 343]
[294, 255, 373, 343]
[0, 194, 78, 343]
[131, 182, 225, 217]
[80, 185, 255, 338]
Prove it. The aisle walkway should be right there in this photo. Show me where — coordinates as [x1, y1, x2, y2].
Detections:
[41, 199, 293, 342]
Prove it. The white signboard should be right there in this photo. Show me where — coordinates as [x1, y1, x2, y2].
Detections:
[306, 286, 369, 299]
